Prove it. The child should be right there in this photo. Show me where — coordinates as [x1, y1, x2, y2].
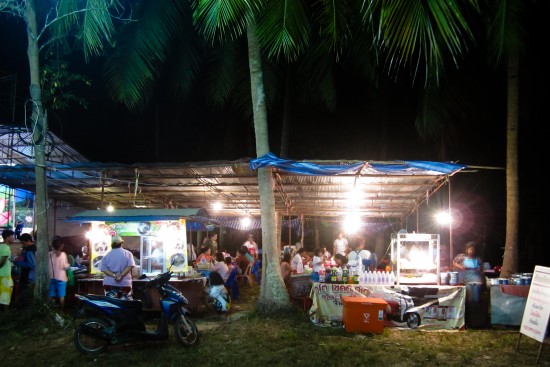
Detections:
[311, 248, 325, 282]
[207, 271, 231, 312]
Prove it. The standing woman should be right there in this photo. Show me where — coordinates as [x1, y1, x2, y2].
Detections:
[453, 241, 484, 285]
[48, 236, 70, 311]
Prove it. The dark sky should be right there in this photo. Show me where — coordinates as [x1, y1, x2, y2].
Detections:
[0, 5, 546, 271]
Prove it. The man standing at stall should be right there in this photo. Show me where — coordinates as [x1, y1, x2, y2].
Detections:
[101, 236, 135, 300]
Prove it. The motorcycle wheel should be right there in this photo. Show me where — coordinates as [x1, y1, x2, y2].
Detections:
[74, 318, 109, 354]
[174, 315, 199, 347]
[405, 313, 421, 329]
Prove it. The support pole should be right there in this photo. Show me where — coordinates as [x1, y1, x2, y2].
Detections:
[448, 177, 453, 268]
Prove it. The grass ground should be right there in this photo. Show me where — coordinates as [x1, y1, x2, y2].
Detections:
[0, 284, 548, 367]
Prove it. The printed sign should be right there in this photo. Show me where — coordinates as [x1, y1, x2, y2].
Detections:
[520, 265, 550, 343]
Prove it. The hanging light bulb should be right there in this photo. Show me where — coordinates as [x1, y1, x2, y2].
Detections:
[240, 216, 251, 229]
[212, 201, 222, 211]
[106, 202, 114, 212]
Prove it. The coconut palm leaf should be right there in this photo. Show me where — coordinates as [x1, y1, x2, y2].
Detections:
[103, 0, 196, 109]
[361, 0, 480, 84]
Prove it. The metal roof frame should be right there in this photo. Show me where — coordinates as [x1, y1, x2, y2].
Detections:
[0, 125, 466, 222]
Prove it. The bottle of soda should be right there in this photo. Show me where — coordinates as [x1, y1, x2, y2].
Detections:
[331, 267, 338, 283]
[342, 269, 348, 284]
[325, 266, 332, 283]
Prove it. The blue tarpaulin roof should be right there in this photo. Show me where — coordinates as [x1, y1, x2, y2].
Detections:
[250, 152, 466, 176]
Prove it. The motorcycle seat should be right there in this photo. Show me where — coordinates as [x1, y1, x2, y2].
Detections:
[86, 294, 144, 309]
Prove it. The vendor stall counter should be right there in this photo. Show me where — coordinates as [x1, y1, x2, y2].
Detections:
[75, 277, 208, 312]
[309, 282, 466, 330]
[490, 284, 529, 326]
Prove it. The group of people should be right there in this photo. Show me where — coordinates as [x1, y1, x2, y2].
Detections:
[0, 229, 75, 312]
[181, 233, 261, 312]
[280, 232, 378, 286]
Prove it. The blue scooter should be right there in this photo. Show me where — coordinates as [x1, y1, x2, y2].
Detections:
[72, 268, 199, 354]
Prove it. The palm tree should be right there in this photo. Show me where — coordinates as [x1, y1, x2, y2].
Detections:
[0, 0, 129, 299]
[484, 0, 526, 278]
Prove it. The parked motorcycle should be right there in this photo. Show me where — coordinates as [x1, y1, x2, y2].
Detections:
[72, 269, 199, 354]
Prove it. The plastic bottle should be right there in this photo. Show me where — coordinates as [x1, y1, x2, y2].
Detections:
[325, 267, 332, 283]
[297, 261, 304, 274]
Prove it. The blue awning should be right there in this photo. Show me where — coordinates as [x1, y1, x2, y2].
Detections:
[250, 152, 466, 176]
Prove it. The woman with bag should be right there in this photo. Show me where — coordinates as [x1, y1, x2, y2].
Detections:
[48, 236, 70, 312]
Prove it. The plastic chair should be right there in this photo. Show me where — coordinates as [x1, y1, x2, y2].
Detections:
[225, 267, 240, 300]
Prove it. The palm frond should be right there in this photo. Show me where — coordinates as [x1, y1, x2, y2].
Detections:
[485, 0, 527, 68]
[81, 0, 116, 60]
[192, 0, 261, 44]
[361, 0, 480, 84]
[256, 0, 310, 62]
[312, 0, 356, 61]
[104, 0, 190, 109]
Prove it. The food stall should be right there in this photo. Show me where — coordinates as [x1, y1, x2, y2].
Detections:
[309, 283, 465, 330]
[307, 232, 468, 331]
[66, 208, 215, 310]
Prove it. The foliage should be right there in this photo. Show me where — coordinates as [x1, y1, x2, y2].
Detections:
[40, 52, 92, 111]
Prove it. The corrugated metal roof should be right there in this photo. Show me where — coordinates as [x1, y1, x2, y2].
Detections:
[0, 125, 467, 222]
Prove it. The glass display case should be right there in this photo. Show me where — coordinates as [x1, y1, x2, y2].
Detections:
[140, 235, 166, 276]
[390, 233, 440, 285]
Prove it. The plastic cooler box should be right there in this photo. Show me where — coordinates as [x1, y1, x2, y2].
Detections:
[342, 296, 388, 334]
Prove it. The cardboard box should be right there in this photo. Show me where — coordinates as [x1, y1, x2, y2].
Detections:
[342, 296, 388, 334]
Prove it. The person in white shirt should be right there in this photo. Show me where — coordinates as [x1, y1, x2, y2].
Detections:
[333, 231, 349, 257]
[210, 252, 230, 282]
[347, 239, 371, 274]
[311, 248, 326, 282]
[243, 234, 259, 262]
[291, 248, 306, 273]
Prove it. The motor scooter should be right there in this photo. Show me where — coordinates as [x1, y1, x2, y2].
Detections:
[72, 269, 199, 354]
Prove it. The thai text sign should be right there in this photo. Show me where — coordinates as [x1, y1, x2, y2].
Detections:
[520, 265, 550, 343]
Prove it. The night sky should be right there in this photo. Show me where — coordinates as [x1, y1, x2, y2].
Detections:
[0, 4, 546, 271]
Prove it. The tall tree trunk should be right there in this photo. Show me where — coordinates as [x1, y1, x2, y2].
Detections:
[500, 53, 519, 278]
[247, 24, 291, 312]
[279, 65, 292, 158]
[26, 0, 50, 300]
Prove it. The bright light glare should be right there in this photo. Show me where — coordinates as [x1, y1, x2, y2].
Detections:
[212, 201, 222, 211]
[435, 211, 452, 225]
[106, 203, 114, 212]
[343, 212, 362, 234]
[240, 216, 251, 229]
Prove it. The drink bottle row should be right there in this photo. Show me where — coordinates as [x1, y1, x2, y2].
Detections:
[318, 268, 396, 285]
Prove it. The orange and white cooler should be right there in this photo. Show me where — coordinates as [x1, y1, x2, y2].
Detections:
[342, 296, 388, 334]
